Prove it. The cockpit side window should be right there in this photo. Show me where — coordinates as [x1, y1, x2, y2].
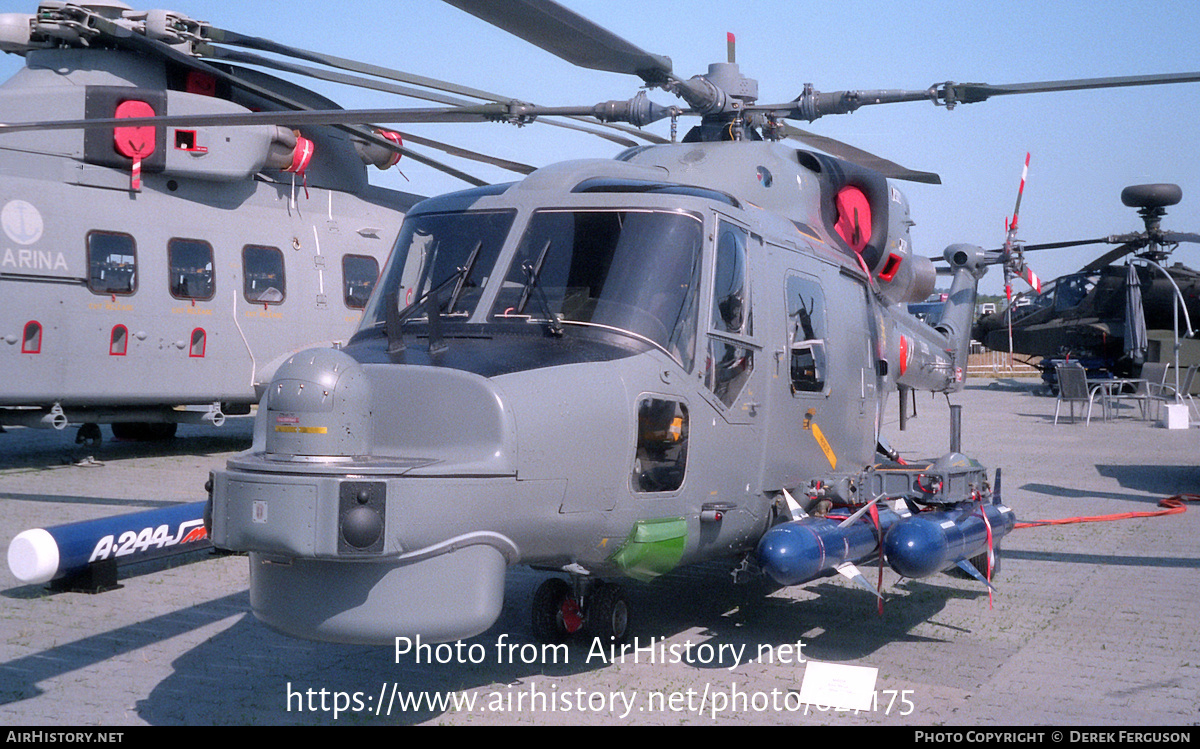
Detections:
[342, 254, 379, 309]
[1054, 273, 1095, 311]
[712, 221, 752, 335]
[785, 273, 828, 394]
[704, 221, 755, 406]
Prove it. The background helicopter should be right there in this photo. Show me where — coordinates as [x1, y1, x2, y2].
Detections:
[134, 0, 1200, 645]
[1, 1, 657, 445]
[0, 2, 426, 444]
[973, 182, 1200, 379]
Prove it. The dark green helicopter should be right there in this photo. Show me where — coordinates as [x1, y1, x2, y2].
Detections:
[973, 183, 1200, 378]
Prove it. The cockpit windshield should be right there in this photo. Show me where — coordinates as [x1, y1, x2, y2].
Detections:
[360, 209, 514, 327]
[490, 209, 703, 369]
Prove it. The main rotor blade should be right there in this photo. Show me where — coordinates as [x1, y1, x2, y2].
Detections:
[203, 26, 663, 147]
[443, 0, 673, 85]
[772, 71, 1200, 121]
[783, 124, 941, 184]
[203, 24, 510, 105]
[0, 100, 666, 133]
[203, 45, 647, 149]
[0, 105, 514, 134]
[1162, 231, 1200, 244]
[399, 132, 535, 174]
[998, 238, 1110, 253]
[1082, 242, 1145, 272]
[942, 72, 1200, 105]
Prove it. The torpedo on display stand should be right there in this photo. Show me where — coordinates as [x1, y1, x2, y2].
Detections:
[7, 501, 211, 592]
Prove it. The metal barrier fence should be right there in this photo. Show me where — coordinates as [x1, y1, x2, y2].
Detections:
[966, 348, 1041, 377]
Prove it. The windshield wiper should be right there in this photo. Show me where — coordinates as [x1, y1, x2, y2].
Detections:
[386, 240, 484, 354]
[446, 240, 483, 315]
[515, 239, 562, 335]
[391, 240, 485, 322]
[516, 238, 551, 314]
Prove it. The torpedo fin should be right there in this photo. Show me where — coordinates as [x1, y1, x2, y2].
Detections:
[955, 559, 997, 591]
[835, 562, 883, 600]
[782, 487, 807, 521]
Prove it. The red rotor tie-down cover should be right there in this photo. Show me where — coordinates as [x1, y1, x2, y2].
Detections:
[834, 186, 872, 255]
[114, 100, 156, 191]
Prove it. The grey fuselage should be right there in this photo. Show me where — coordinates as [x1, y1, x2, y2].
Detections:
[0, 47, 417, 429]
[210, 140, 985, 644]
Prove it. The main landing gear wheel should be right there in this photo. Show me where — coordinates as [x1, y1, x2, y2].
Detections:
[585, 582, 629, 644]
[75, 422, 102, 447]
[530, 578, 630, 644]
[531, 578, 579, 643]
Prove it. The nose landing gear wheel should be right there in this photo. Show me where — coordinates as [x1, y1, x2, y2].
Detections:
[75, 422, 101, 447]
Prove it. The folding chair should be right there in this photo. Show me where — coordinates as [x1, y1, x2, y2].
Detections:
[1133, 362, 1173, 421]
[1054, 364, 1096, 425]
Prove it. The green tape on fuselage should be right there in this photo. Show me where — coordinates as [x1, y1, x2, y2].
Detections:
[609, 517, 687, 581]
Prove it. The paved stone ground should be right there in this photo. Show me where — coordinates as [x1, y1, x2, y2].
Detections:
[1, 380, 1198, 726]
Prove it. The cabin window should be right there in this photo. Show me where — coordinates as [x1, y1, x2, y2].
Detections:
[343, 254, 379, 309]
[87, 231, 137, 295]
[704, 221, 755, 406]
[490, 209, 703, 370]
[785, 274, 828, 394]
[109, 324, 128, 356]
[633, 398, 689, 493]
[189, 327, 206, 357]
[168, 238, 215, 301]
[243, 245, 286, 305]
[21, 320, 41, 354]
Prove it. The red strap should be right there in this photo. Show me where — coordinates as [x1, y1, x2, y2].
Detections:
[978, 500, 994, 609]
[285, 135, 314, 200]
[869, 502, 883, 616]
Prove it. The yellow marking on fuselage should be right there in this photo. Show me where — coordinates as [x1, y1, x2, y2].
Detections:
[811, 422, 837, 470]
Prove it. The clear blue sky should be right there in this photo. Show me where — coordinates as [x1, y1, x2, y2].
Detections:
[3, 0, 1198, 295]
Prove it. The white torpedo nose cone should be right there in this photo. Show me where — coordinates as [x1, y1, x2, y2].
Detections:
[8, 527, 59, 584]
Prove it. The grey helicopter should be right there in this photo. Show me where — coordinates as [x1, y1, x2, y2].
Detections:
[24, 0, 1195, 644]
[0, 1, 606, 445]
